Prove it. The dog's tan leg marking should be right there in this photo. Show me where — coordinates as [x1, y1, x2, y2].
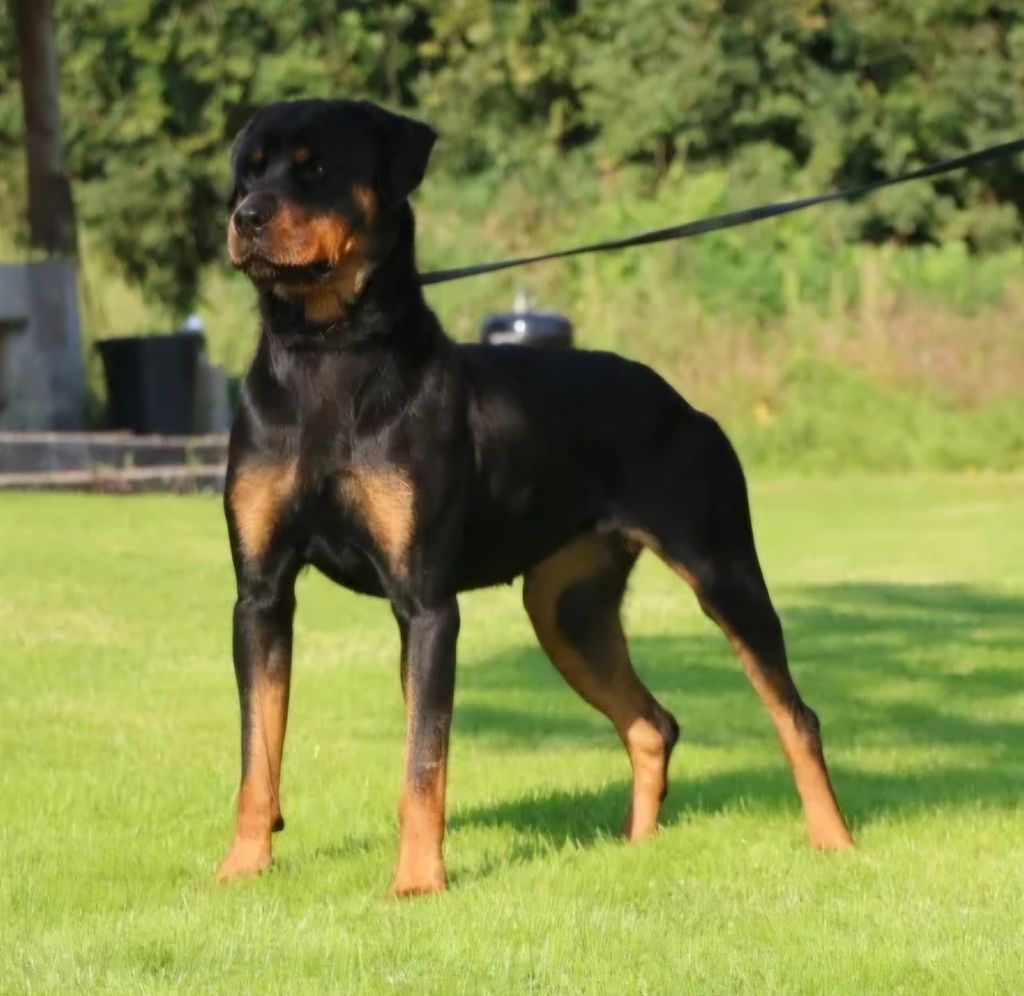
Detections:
[217, 662, 291, 882]
[393, 710, 447, 898]
[391, 609, 449, 897]
[523, 533, 677, 841]
[629, 529, 853, 851]
[218, 462, 297, 882]
[717, 612, 853, 850]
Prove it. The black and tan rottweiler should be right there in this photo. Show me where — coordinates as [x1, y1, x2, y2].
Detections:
[217, 98, 853, 895]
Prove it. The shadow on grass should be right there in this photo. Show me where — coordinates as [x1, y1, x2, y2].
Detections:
[451, 763, 1022, 854]
[450, 581, 1023, 857]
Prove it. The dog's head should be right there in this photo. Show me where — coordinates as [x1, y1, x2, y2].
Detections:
[227, 99, 435, 323]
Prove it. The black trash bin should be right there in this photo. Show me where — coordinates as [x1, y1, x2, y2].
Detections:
[480, 295, 573, 349]
[97, 333, 203, 435]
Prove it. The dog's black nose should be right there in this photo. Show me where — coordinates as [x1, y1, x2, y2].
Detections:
[233, 193, 277, 236]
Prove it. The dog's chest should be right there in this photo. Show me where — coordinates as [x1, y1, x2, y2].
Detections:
[270, 459, 407, 597]
[331, 462, 416, 578]
[228, 426, 418, 589]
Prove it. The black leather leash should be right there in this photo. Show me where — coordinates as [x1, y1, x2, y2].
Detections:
[419, 136, 1024, 287]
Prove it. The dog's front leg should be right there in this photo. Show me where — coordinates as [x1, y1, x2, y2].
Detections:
[392, 597, 459, 896]
[216, 571, 297, 883]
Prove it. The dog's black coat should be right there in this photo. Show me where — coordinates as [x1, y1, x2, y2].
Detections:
[217, 99, 852, 893]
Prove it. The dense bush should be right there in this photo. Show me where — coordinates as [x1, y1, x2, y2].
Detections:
[2, 1, 1023, 470]
[2, 0, 1024, 311]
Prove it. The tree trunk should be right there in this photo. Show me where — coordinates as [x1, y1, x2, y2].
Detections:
[14, 0, 78, 257]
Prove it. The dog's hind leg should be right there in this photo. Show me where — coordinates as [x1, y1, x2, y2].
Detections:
[632, 414, 853, 850]
[523, 533, 679, 840]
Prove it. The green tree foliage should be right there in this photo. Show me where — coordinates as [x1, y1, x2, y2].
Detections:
[1, 0, 1022, 311]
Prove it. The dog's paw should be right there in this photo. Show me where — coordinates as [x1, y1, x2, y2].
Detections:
[215, 838, 272, 883]
[809, 824, 855, 851]
[392, 861, 446, 898]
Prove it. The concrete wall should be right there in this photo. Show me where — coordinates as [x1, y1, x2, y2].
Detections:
[0, 261, 86, 429]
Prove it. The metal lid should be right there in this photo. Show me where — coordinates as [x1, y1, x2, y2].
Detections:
[480, 290, 573, 347]
[481, 310, 572, 345]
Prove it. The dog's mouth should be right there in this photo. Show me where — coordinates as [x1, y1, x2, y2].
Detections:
[228, 209, 373, 327]
[236, 255, 336, 287]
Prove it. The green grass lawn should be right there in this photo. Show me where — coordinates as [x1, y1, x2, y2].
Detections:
[1, 474, 1022, 994]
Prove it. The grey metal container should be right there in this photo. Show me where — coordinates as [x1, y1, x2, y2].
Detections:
[480, 293, 573, 349]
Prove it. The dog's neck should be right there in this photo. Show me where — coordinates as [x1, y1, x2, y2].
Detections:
[256, 204, 427, 351]
[247, 205, 446, 419]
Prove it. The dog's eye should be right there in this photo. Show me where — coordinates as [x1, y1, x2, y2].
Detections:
[244, 151, 266, 180]
[307, 161, 325, 180]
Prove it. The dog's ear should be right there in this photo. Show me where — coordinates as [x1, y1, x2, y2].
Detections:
[360, 102, 437, 204]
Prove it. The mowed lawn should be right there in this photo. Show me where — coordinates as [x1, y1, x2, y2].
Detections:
[1, 474, 1022, 994]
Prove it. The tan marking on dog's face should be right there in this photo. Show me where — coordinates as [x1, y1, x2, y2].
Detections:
[265, 204, 351, 267]
[339, 467, 415, 577]
[297, 243, 371, 323]
[229, 461, 299, 562]
[227, 200, 373, 324]
[292, 146, 312, 165]
[227, 201, 352, 268]
[353, 184, 377, 224]
[247, 148, 265, 168]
